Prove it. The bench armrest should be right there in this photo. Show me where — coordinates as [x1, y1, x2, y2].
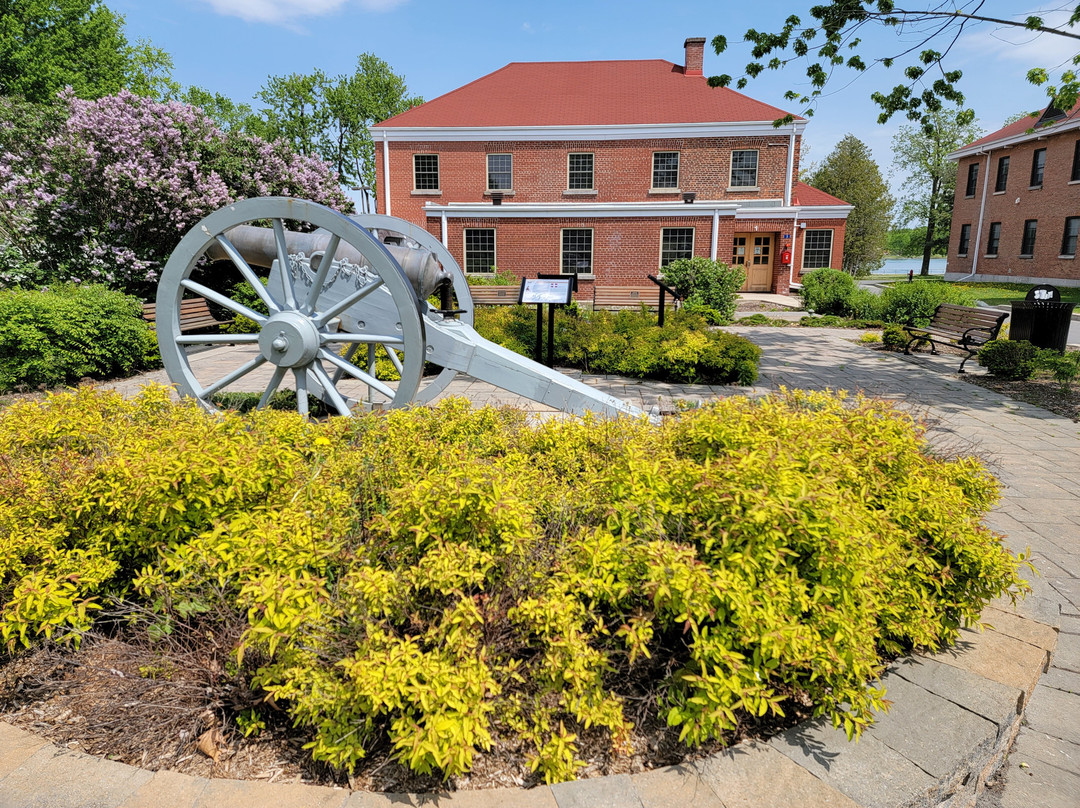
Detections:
[959, 325, 997, 345]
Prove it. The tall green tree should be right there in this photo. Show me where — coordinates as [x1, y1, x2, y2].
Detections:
[256, 55, 421, 199]
[891, 108, 982, 276]
[710, 2, 1080, 127]
[0, 0, 128, 102]
[810, 135, 893, 277]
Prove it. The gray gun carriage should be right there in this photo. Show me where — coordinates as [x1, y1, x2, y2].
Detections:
[156, 197, 644, 419]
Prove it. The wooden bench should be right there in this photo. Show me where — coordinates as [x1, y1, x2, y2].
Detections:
[903, 304, 1008, 372]
[467, 285, 520, 306]
[592, 286, 673, 311]
[142, 298, 234, 332]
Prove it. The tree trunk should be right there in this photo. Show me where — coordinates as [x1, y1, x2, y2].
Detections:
[921, 177, 940, 276]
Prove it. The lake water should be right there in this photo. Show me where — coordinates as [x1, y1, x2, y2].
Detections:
[872, 258, 947, 275]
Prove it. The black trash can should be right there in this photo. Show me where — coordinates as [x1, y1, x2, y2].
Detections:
[1010, 284, 1075, 352]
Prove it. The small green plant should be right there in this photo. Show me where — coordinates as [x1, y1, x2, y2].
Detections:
[466, 268, 520, 285]
[736, 313, 789, 326]
[236, 708, 267, 738]
[881, 324, 910, 351]
[859, 332, 881, 344]
[1036, 349, 1080, 391]
[660, 257, 745, 324]
[800, 268, 855, 315]
[978, 339, 1039, 380]
[878, 281, 978, 327]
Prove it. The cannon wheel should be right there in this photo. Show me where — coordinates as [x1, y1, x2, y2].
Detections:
[156, 197, 425, 416]
[351, 213, 473, 405]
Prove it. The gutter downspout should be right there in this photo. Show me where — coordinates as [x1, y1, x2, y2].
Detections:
[962, 149, 992, 280]
[784, 126, 796, 207]
[441, 212, 448, 248]
[789, 210, 800, 290]
[381, 133, 391, 217]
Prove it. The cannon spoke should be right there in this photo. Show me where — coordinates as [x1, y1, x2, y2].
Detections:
[271, 218, 298, 310]
[303, 234, 340, 315]
[319, 347, 396, 400]
[310, 363, 354, 417]
[180, 279, 267, 323]
[294, 367, 310, 416]
[315, 278, 384, 327]
[215, 234, 279, 313]
[322, 332, 405, 346]
[330, 343, 360, 385]
[175, 333, 259, 345]
[199, 354, 269, 398]
[382, 344, 404, 374]
[257, 365, 288, 409]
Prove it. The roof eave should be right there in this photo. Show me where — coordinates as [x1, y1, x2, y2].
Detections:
[948, 117, 1080, 160]
[371, 120, 807, 142]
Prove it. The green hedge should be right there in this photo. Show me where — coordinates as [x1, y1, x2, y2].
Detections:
[475, 306, 761, 384]
[0, 284, 157, 392]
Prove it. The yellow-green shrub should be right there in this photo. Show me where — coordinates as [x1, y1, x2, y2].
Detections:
[0, 388, 1027, 782]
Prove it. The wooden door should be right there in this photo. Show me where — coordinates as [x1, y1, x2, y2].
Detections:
[734, 233, 772, 292]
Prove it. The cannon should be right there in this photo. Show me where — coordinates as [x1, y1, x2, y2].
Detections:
[155, 197, 644, 419]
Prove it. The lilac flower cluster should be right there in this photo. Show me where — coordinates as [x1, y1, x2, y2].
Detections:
[0, 91, 349, 297]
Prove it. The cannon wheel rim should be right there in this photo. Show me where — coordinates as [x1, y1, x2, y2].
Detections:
[156, 197, 425, 417]
[350, 213, 472, 405]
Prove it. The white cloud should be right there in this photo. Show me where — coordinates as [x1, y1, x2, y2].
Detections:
[959, 7, 1078, 69]
[199, 0, 406, 26]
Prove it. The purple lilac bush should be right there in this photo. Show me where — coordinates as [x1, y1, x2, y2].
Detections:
[0, 91, 349, 297]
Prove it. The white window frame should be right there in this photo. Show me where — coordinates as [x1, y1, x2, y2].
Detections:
[729, 149, 759, 189]
[463, 228, 497, 274]
[801, 229, 834, 269]
[412, 153, 440, 191]
[561, 227, 594, 275]
[487, 153, 513, 191]
[660, 227, 695, 266]
[567, 152, 595, 191]
[651, 151, 680, 190]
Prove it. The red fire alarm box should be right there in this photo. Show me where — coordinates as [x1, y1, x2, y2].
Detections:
[780, 248, 792, 266]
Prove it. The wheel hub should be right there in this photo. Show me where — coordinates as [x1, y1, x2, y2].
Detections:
[258, 311, 322, 367]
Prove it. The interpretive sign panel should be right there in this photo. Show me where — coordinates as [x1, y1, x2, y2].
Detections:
[519, 278, 574, 305]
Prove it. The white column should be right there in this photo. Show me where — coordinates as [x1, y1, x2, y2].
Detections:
[441, 212, 448, 248]
[710, 208, 720, 260]
[382, 135, 391, 217]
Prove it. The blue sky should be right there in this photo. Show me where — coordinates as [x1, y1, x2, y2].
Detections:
[113, 1, 1077, 202]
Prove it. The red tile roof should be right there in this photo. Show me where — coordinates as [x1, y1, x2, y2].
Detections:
[961, 99, 1080, 151]
[374, 60, 801, 128]
[792, 182, 848, 207]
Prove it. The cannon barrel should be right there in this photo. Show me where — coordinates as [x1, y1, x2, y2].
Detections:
[206, 224, 453, 300]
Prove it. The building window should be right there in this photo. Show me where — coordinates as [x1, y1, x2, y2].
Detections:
[1021, 219, 1038, 256]
[487, 154, 512, 191]
[1031, 148, 1046, 188]
[1072, 141, 1080, 182]
[802, 229, 834, 269]
[568, 153, 594, 190]
[561, 228, 593, 274]
[413, 154, 439, 190]
[986, 222, 1001, 256]
[965, 163, 979, 197]
[730, 150, 759, 187]
[1062, 217, 1080, 256]
[652, 152, 679, 189]
[463, 228, 496, 273]
[995, 156, 1009, 192]
[958, 224, 971, 256]
[660, 228, 695, 266]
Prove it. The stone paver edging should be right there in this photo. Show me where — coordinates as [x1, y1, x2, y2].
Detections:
[2, 328, 1077, 808]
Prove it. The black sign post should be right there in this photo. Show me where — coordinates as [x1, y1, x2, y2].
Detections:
[519, 275, 576, 367]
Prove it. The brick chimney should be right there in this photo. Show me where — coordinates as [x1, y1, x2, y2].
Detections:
[684, 37, 706, 76]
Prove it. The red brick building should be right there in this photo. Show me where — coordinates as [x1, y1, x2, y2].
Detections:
[948, 102, 1080, 285]
[371, 38, 851, 295]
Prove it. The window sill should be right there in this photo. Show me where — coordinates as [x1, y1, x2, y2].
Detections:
[964, 195, 976, 200]
[993, 191, 1006, 195]
[484, 190, 515, 197]
[1058, 255, 1076, 260]
[1028, 185, 1043, 191]
[412, 189, 442, 196]
[984, 254, 998, 259]
[560, 274, 594, 280]
[563, 189, 597, 196]
[1070, 180, 1080, 185]
[648, 188, 681, 195]
[958, 253, 968, 258]
[727, 186, 760, 192]
[1019, 254, 1034, 259]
